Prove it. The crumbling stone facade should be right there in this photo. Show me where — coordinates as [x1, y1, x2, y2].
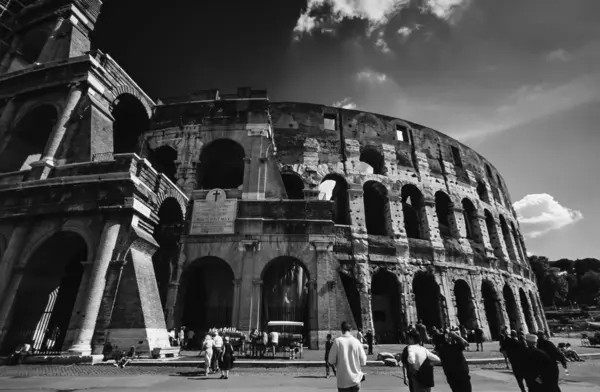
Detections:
[0, 0, 547, 358]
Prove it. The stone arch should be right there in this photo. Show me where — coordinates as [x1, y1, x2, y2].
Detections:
[477, 181, 490, 203]
[281, 171, 305, 200]
[111, 93, 150, 154]
[177, 256, 235, 335]
[1, 231, 88, 354]
[499, 215, 517, 261]
[511, 221, 525, 262]
[147, 145, 178, 183]
[111, 85, 153, 118]
[484, 210, 503, 259]
[261, 256, 310, 338]
[461, 198, 482, 243]
[0, 104, 58, 173]
[401, 184, 425, 239]
[371, 268, 402, 343]
[349, 112, 386, 137]
[152, 197, 184, 311]
[503, 284, 521, 330]
[196, 138, 246, 190]
[359, 145, 385, 175]
[413, 271, 444, 328]
[454, 279, 477, 330]
[363, 180, 392, 236]
[481, 279, 502, 339]
[320, 173, 350, 225]
[529, 290, 544, 331]
[155, 188, 187, 219]
[519, 288, 535, 332]
[435, 191, 457, 239]
[19, 26, 50, 64]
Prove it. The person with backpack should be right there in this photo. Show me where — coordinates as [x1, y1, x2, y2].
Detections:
[401, 329, 441, 392]
[436, 329, 471, 392]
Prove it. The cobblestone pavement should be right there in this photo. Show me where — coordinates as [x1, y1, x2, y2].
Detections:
[0, 361, 599, 391]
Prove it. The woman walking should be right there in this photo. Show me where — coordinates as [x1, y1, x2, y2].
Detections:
[219, 336, 235, 379]
[401, 330, 441, 392]
[201, 335, 214, 376]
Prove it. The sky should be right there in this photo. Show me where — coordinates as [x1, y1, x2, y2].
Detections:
[93, 0, 600, 260]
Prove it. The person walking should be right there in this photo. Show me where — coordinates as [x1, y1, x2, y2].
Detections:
[504, 331, 527, 392]
[365, 330, 374, 355]
[218, 336, 235, 379]
[212, 331, 223, 372]
[401, 329, 440, 392]
[416, 320, 428, 346]
[474, 326, 484, 352]
[436, 329, 471, 392]
[325, 333, 337, 378]
[523, 334, 562, 392]
[536, 331, 568, 382]
[201, 335, 214, 376]
[356, 328, 364, 344]
[329, 321, 367, 392]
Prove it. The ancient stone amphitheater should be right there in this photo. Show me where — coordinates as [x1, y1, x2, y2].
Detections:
[0, 0, 547, 357]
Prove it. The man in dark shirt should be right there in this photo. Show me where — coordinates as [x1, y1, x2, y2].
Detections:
[365, 329, 374, 355]
[523, 334, 562, 392]
[415, 320, 428, 346]
[536, 331, 567, 384]
[474, 326, 484, 351]
[504, 331, 527, 392]
[324, 333, 336, 378]
[436, 330, 471, 392]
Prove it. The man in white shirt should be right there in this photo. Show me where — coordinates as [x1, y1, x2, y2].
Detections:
[212, 332, 223, 371]
[330, 321, 367, 392]
[269, 330, 279, 356]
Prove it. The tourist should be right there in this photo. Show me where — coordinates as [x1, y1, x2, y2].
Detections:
[563, 343, 584, 362]
[178, 327, 186, 348]
[523, 334, 562, 392]
[212, 331, 223, 372]
[365, 329, 374, 355]
[168, 328, 176, 346]
[356, 328, 364, 343]
[325, 333, 337, 378]
[436, 329, 471, 392]
[269, 328, 279, 356]
[536, 331, 568, 378]
[218, 336, 235, 379]
[474, 325, 484, 352]
[186, 328, 196, 349]
[201, 334, 214, 376]
[415, 320, 428, 346]
[9, 342, 31, 365]
[401, 329, 440, 392]
[329, 321, 367, 392]
[114, 346, 136, 368]
[504, 331, 527, 392]
[498, 331, 510, 369]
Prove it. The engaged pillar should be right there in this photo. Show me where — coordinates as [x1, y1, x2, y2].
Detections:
[231, 279, 242, 327]
[0, 266, 25, 348]
[68, 218, 122, 355]
[250, 279, 263, 330]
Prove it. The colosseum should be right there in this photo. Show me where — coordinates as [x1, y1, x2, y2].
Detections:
[0, 0, 547, 357]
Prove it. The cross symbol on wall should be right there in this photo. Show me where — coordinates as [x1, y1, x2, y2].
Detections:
[213, 190, 222, 202]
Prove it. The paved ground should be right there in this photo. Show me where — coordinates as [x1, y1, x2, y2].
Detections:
[0, 361, 599, 391]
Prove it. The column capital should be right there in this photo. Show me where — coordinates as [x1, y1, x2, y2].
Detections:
[67, 80, 88, 91]
[108, 258, 127, 269]
[308, 278, 317, 286]
[310, 240, 333, 252]
[233, 278, 242, 287]
[238, 239, 260, 253]
[252, 279, 263, 287]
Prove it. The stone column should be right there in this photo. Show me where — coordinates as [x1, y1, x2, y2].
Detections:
[0, 266, 25, 347]
[62, 261, 94, 350]
[308, 278, 318, 349]
[30, 82, 86, 179]
[355, 260, 373, 333]
[37, 17, 67, 63]
[250, 279, 263, 330]
[231, 279, 242, 327]
[311, 238, 334, 346]
[165, 282, 180, 330]
[0, 222, 31, 301]
[68, 218, 122, 355]
[0, 96, 18, 151]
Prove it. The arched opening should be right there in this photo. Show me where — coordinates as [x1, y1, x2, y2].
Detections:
[20, 28, 48, 64]
[484, 210, 502, 258]
[511, 222, 525, 262]
[412, 272, 443, 329]
[401, 184, 424, 239]
[111, 94, 150, 154]
[499, 215, 517, 261]
[435, 191, 456, 239]
[1, 232, 87, 354]
[359, 147, 385, 175]
[363, 181, 391, 236]
[0, 105, 58, 173]
[147, 145, 178, 183]
[262, 257, 310, 340]
[519, 289, 535, 332]
[282, 173, 305, 199]
[196, 139, 245, 190]
[152, 198, 184, 311]
[529, 291, 544, 331]
[481, 280, 501, 340]
[461, 198, 481, 242]
[371, 269, 402, 343]
[339, 270, 362, 329]
[180, 257, 234, 333]
[454, 280, 477, 330]
[319, 174, 350, 225]
[503, 284, 521, 330]
[477, 181, 489, 203]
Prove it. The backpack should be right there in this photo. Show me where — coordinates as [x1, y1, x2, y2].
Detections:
[415, 357, 435, 388]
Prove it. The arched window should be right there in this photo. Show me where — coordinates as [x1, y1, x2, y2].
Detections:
[196, 139, 245, 190]
[363, 181, 391, 236]
[0, 105, 58, 173]
[20, 28, 49, 64]
[461, 198, 481, 243]
[359, 147, 385, 175]
[511, 222, 525, 262]
[499, 215, 517, 261]
[319, 174, 350, 225]
[401, 184, 424, 239]
[147, 145, 178, 183]
[435, 191, 456, 239]
[112, 94, 150, 154]
[282, 173, 304, 199]
[477, 181, 489, 203]
[485, 210, 502, 259]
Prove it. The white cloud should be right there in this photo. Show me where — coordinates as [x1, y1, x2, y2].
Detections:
[397, 26, 413, 37]
[422, 0, 472, 23]
[513, 193, 583, 238]
[547, 49, 571, 62]
[357, 69, 388, 83]
[332, 97, 358, 109]
[375, 37, 391, 53]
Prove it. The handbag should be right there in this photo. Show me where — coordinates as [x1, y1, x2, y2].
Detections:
[414, 357, 435, 388]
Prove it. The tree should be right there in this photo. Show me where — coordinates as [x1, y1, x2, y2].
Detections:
[579, 271, 600, 305]
[528, 255, 550, 286]
[540, 269, 568, 306]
